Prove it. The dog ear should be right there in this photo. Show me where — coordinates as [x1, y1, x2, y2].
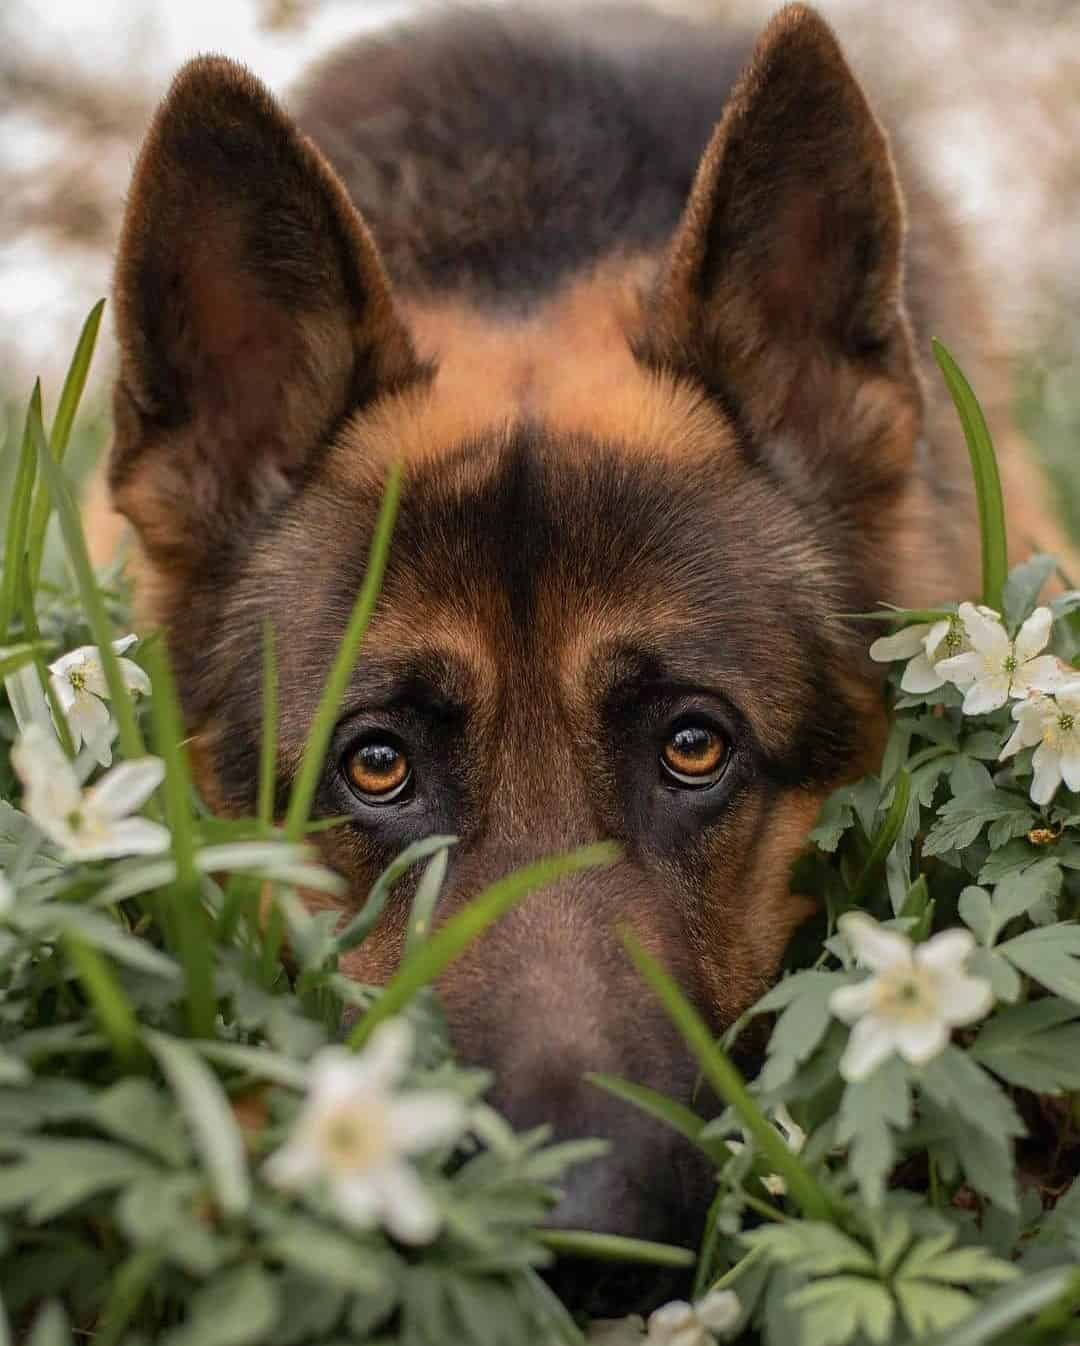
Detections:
[643, 4, 919, 487]
[111, 56, 425, 569]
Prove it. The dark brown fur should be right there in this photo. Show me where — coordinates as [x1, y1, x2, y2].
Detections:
[105, 3, 1053, 1295]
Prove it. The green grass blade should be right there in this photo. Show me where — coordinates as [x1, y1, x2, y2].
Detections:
[585, 1071, 720, 1156]
[257, 619, 278, 832]
[17, 576, 75, 758]
[145, 641, 216, 1039]
[27, 300, 105, 589]
[30, 400, 144, 759]
[620, 928, 837, 1223]
[335, 834, 459, 954]
[404, 846, 450, 952]
[919, 1266, 1078, 1346]
[932, 339, 1008, 613]
[851, 769, 911, 904]
[145, 1029, 251, 1217]
[285, 461, 402, 840]
[348, 842, 618, 1048]
[0, 383, 43, 642]
[537, 1230, 695, 1268]
[61, 933, 140, 1068]
[0, 642, 50, 682]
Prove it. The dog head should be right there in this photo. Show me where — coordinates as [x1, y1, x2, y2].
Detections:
[109, 4, 968, 1276]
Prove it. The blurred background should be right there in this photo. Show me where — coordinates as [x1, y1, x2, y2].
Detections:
[2, 0, 1078, 532]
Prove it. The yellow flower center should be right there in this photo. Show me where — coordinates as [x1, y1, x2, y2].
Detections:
[1003, 654, 1018, 676]
[873, 965, 937, 1022]
[68, 670, 87, 692]
[316, 1102, 391, 1173]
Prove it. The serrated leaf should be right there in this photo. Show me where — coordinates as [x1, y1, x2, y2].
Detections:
[262, 1219, 392, 1293]
[834, 1055, 911, 1207]
[971, 999, 1080, 1092]
[977, 842, 1050, 886]
[923, 788, 1034, 858]
[988, 865, 1062, 943]
[785, 1275, 894, 1346]
[751, 972, 846, 1092]
[958, 886, 992, 945]
[0, 1139, 156, 1222]
[894, 1280, 974, 1337]
[1003, 553, 1057, 630]
[917, 1267, 1079, 1346]
[742, 1222, 874, 1277]
[967, 946, 1022, 1003]
[90, 1078, 189, 1165]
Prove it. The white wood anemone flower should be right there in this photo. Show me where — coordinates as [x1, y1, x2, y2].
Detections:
[48, 636, 150, 767]
[12, 725, 169, 862]
[1001, 683, 1080, 805]
[264, 1020, 467, 1245]
[935, 603, 1062, 714]
[869, 612, 971, 695]
[829, 913, 994, 1082]
[646, 1289, 742, 1346]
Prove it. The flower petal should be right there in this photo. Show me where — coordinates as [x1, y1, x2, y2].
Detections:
[389, 1093, 467, 1154]
[958, 602, 1010, 657]
[1014, 606, 1053, 663]
[839, 1015, 897, 1082]
[371, 1161, 440, 1244]
[870, 625, 929, 663]
[117, 658, 151, 697]
[1015, 656, 1068, 697]
[936, 971, 994, 1026]
[899, 654, 944, 695]
[893, 1016, 949, 1066]
[332, 1172, 382, 1229]
[48, 645, 94, 678]
[962, 675, 1010, 716]
[72, 818, 172, 859]
[935, 651, 983, 689]
[1031, 742, 1063, 806]
[915, 928, 975, 976]
[837, 912, 912, 972]
[66, 692, 110, 759]
[1060, 746, 1080, 794]
[361, 1019, 414, 1091]
[646, 1302, 698, 1346]
[828, 979, 879, 1023]
[263, 1137, 321, 1190]
[86, 758, 165, 820]
[48, 673, 77, 714]
[695, 1289, 742, 1334]
[12, 725, 82, 825]
[111, 635, 139, 656]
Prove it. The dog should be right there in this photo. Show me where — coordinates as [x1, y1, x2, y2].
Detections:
[102, 0, 1054, 1309]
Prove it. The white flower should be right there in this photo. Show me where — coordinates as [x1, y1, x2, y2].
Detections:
[724, 1103, 806, 1197]
[11, 724, 169, 861]
[0, 874, 13, 919]
[829, 914, 993, 1081]
[869, 613, 970, 695]
[1001, 682, 1080, 805]
[646, 1290, 741, 1346]
[936, 603, 1062, 715]
[264, 1020, 466, 1245]
[48, 636, 150, 767]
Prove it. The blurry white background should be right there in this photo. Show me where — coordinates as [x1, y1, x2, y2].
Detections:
[1, 0, 1078, 390]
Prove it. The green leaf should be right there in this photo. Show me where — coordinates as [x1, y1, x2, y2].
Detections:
[94, 1247, 163, 1346]
[923, 788, 1034, 858]
[932, 339, 1007, 612]
[998, 923, 1080, 1003]
[902, 1240, 1017, 1287]
[1002, 553, 1056, 631]
[808, 788, 858, 853]
[971, 998, 1080, 1092]
[917, 1267, 1079, 1346]
[959, 886, 992, 945]
[24, 1303, 73, 1346]
[894, 1280, 974, 1338]
[785, 1275, 894, 1346]
[0, 384, 42, 643]
[161, 1264, 278, 1346]
[750, 971, 846, 1092]
[262, 1218, 392, 1292]
[585, 1073, 717, 1157]
[0, 1138, 156, 1221]
[405, 845, 451, 952]
[835, 1055, 911, 1207]
[91, 1078, 189, 1165]
[144, 1030, 251, 1217]
[742, 1221, 874, 1277]
[60, 932, 140, 1068]
[851, 770, 910, 903]
[350, 843, 618, 1047]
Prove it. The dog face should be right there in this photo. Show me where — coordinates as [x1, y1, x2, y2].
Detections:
[108, 5, 973, 1267]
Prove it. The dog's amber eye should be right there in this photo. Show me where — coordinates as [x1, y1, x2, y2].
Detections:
[344, 740, 411, 803]
[661, 723, 728, 787]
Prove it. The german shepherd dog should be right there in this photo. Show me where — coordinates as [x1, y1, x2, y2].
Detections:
[104, 0, 1041, 1307]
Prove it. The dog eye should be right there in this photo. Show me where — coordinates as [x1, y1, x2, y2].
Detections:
[660, 722, 728, 787]
[343, 739, 412, 803]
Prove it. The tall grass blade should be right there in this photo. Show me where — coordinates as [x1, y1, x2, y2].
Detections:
[26, 300, 105, 589]
[61, 933, 140, 1068]
[404, 846, 450, 952]
[851, 768, 911, 904]
[17, 576, 74, 758]
[336, 834, 458, 954]
[585, 1072, 719, 1156]
[349, 842, 618, 1047]
[30, 400, 144, 759]
[620, 928, 837, 1222]
[0, 384, 43, 642]
[145, 642, 216, 1039]
[537, 1231, 695, 1267]
[257, 619, 278, 831]
[285, 461, 402, 840]
[932, 339, 1008, 614]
